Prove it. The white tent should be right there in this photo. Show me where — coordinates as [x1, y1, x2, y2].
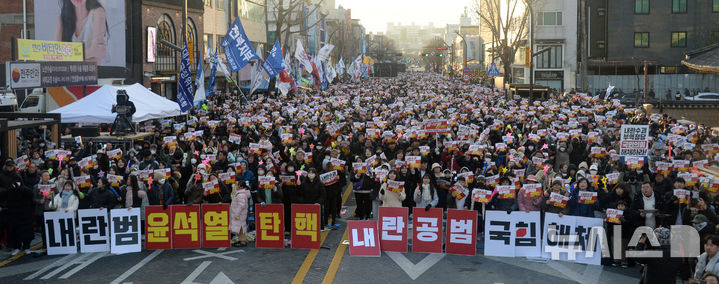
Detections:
[50, 83, 183, 123]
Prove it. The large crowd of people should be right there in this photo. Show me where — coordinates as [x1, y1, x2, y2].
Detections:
[1, 73, 719, 283]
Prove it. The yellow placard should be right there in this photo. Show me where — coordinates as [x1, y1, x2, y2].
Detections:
[16, 39, 84, 61]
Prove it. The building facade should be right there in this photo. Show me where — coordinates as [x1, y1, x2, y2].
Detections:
[518, 0, 578, 91]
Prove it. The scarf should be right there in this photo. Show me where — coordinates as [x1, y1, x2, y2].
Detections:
[422, 184, 431, 203]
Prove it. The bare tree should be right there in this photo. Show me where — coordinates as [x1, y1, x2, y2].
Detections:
[266, 0, 326, 90]
[473, 0, 529, 83]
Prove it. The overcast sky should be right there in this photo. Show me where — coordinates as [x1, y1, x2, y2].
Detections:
[335, 0, 475, 33]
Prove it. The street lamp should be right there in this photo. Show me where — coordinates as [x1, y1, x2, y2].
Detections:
[455, 31, 467, 69]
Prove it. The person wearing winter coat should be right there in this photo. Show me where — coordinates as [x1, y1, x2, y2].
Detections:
[2, 160, 35, 256]
[567, 177, 601, 217]
[490, 177, 519, 212]
[694, 235, 719, 282]
[52, 181, 79, 213]
[554, 142, 572, 172]
[185, 166, 206, 205]
[379, 170, 406, 208]
[517, 175, 543, 212]
[542, 179, 570, 216]
[148, 172, 175, 206]
[229, 181, 252, 247]
[301, 168, 329, 228]
[414, 174, 439, 210]
[123, 175, 147, 209]
[89, 178, 120, 210]
[351, 160, 374, 220]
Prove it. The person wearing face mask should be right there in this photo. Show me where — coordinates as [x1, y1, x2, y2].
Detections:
[184, 166, 206, 205]
[148, 172, 175, 207]
[554, 142, 572, 172]
[281, 163, 302, 231]
[351, 158, 374, 220]
[300, 168, 327, 227]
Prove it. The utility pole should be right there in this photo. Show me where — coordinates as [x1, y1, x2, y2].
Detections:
[644, 60, 649, 104]
[527, 0, 534, 101]
[455, 31, 467, 70]
[580, 0, 588, 92]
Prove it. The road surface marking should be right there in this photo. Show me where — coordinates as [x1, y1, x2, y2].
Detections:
[292, 183, 353, 284]
[40, 252, 92, 279]
[109, 250, 164, 284]
[291, 230, 330, 284]
[59, 251, 108, 279]
[181, 261, 212, 284]
[386, 252, 445, 280]
[183, 249, 245, 261]
[0, 243, 42, 268]
[321, 228, 349, 284]
[23, 254, 77, 280]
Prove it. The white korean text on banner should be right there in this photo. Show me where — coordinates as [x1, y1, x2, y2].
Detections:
[78, 208, 110, 253]
[483, 210, 541, 257]
[110, 208, 142, 254]
[44, 211, 77, 255]
[542, 213, 604, 265]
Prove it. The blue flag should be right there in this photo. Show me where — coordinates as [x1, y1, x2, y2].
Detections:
[222, 17, 259, 72]
[208, 46, 217, 97]
[177, 37, 194, 112]
[262, 40, 285, 78]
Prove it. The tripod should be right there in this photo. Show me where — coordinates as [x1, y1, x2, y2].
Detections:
[110, 114, 135, 136]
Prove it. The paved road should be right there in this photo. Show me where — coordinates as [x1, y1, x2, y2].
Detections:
[0, 185, 643, 284]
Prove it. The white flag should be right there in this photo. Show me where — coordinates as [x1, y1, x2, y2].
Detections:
[317, 44, 335, 63]
[294, 39, 313, 73]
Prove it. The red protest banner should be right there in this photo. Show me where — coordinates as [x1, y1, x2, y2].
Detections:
[145, 205, 173, 250]
[202, 204, 230, 248]
[412, 207, 443, 254]
[446, 209, 477, 256]
[387, 180, 405, 193]
[378, 207, 408, 252]
[171, 205, 201, 249]
[320, 170, 339, 186]
[348, 220, 381, 256]
[255, 204, 285, 248]
[423, 119, 449, 133]
[291, 204, 321, 249]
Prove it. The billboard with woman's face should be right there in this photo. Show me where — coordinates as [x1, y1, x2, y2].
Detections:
[34, 0, 126, 67]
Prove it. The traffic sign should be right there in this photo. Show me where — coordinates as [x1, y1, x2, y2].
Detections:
[431, 51, 436, 56]
[488, 63, 500, 77]
[463, 67, 470, 75]
[463, 74, 470, 82]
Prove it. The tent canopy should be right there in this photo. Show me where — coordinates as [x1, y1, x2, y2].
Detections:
[50, 83, 183, 123]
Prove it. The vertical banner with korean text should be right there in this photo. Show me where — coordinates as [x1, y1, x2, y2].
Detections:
[44, 211, 77, 255]
[412, 207, 444, 254]
[348, 220, 381, 256]
[110, 208, 142, 254]
[202, 204, 231, 248]
[484, 211, 541, 257]
[446, 209, 477, 256]
[145, 205, 173, 249]
[378, 206, 408, 252]
[291, 204, 321, 249]
[78, 209, 110, 253]
[256, 204, 285, 248]
[542, 213, 604, 265]
[172, 205, 202, 249]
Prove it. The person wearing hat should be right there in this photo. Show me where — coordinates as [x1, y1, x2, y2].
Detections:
[1, 159, 35, 256]
[693, 214, 717, 251]
[634, 227, 682, 284]
[518, 175, 543, 212]
[490, 177, 518, 213]
[543, 179, 570, 216]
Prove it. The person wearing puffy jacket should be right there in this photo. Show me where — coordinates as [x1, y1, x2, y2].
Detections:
[380, 170, 406, 207]
[229, 181, 251, 247]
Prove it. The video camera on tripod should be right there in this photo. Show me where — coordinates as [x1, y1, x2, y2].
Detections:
[110, 89, 136, 135]
[112, 90, 131, 115]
